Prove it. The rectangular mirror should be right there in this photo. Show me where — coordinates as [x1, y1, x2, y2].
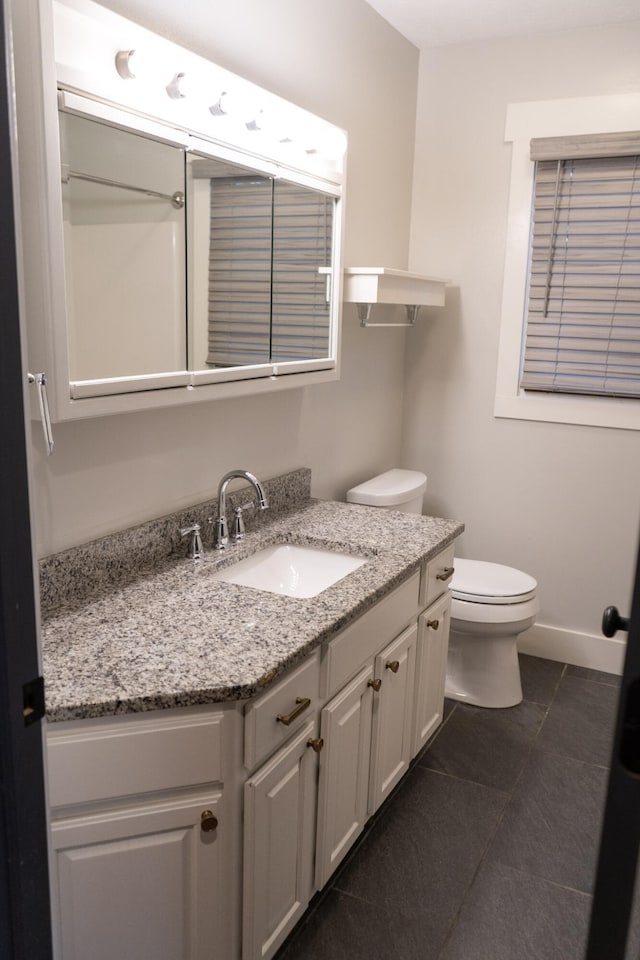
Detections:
[58, 104, 337, 396]
[59, 109, 187, 382]
[188, 154, 333, 370]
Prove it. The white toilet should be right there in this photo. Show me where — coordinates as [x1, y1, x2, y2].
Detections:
[447, 559, 539, 708]
[346, 468, 427, 515]
[346, 469, 539, 709]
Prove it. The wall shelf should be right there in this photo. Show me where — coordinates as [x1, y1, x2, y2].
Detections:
[343, 267, 447, 327]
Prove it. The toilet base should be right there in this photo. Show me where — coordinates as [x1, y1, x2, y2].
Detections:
[445, 626, 523, 709]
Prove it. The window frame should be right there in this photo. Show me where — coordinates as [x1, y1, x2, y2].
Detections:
[494, 93, 640, 431]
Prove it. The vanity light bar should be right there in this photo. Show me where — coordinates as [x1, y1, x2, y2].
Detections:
[114, 51, 322, 151]
[53, 0, 346, 179]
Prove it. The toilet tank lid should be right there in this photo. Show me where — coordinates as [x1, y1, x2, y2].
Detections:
[450, 559, 537, 602]
[346, 469, 427, 506]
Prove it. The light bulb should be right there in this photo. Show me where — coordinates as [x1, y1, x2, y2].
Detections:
[114, 48, 159, 82]
[166, 72, 191, 99]
[209, 90, 254, 121]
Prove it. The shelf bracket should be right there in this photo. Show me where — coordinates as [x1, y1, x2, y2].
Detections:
[357, 303, 420, 328]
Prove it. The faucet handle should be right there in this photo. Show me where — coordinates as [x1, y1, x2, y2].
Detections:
[209, 515, 229, 550]
[180, 523, 204, 560]
[230, 507, 246, 542]
[230, 501, 255, 542]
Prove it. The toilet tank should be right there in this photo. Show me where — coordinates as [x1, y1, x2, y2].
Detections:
[346, 469, 427, 514]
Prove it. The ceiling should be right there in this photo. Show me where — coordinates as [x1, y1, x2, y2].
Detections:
[364, 0, 640, 49]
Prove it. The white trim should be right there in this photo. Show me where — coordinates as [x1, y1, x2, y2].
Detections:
[518, 622, 625, 676]
[494, 93, 640, 432]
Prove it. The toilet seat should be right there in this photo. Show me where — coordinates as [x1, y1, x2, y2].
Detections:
[450, 558, 537, 605]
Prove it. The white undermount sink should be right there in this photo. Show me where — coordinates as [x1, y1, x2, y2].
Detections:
[212, 543, 367, 598]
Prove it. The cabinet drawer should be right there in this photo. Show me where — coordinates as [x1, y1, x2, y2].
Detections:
[323, 571, 420, 698]
[244, 651, 320, 771]
[420, 543, 456, 609]
[47, 709, 226, 809]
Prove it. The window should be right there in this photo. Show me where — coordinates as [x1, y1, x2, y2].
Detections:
[494, 93, 640, 431]
[521, 133, 640, 399]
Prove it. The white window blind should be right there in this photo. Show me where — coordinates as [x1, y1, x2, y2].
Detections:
[271, 181, 332, 362]
[207, 176, 332, 367]
[207, 176, 272, 366]
[520, 132, 640, 399]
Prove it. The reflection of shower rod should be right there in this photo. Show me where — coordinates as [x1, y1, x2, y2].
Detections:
[64, 170, 185, 208]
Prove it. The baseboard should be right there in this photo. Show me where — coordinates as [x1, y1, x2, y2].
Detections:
[518, 622, 625, 676]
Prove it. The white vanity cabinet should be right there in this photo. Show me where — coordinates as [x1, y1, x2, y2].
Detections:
[369, 620, 418, 812]
[46, 705, 242, 960]
[412, 543, 455, 755]
[242, 719, 321, 960]
[241, 653, 321, 960]
[44, 542, 457, 960]
[314, 664, 375, 888]
[313, 546, 454, 893]
[413, 592, 451, 755]
[314, 572, 420, 889]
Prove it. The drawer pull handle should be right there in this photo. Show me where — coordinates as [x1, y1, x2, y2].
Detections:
[368, 678, 382, 692]
[276, 697, 311, 726]
[201, 810, 218, 833]
[307, 737, 324, 753]
[436, 566, 455, 582]
[427, 618, 440, 630]
[386, 660, 400, 673]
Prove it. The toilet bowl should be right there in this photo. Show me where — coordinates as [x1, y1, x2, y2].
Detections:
[446, 559, 539, 708]
[346, 469, 539, 710]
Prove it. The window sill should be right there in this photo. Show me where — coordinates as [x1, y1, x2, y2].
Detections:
[494, 391, 640, 431]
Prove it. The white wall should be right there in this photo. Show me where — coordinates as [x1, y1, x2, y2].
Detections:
[30, 0, 419, 555]
[404, 21, 640, 670]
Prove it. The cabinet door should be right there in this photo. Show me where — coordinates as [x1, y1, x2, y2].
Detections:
[242, 720, 319, 960]
[369, 621, 417, 815]
[51, 792, 225, 960]
[315, 664, 374, 889]
[413, 593, 451, 757]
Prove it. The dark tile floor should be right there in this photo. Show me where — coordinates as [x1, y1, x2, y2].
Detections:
[277, 654, 621, 960]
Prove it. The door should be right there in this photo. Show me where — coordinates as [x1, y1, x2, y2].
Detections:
[242, 720, 319, 960]
[413, 593, 451, 756]
[315, 664, 374, 888]
[0, 0, 53, 956]
[586, 530, 640, 959]
[51, 793, 224, 960]
[369, 622, 417, 814]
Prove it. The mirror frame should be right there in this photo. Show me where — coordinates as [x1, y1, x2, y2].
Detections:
[13, 0, 345, 422]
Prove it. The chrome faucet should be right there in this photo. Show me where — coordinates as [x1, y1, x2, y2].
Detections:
[213, 470, 268, 549]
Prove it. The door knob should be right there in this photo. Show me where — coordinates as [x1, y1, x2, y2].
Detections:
[201, 810, 218, 832]
[602, 606, 630, 638]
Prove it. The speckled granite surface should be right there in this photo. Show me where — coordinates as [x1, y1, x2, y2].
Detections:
[40, 471, 463, 722]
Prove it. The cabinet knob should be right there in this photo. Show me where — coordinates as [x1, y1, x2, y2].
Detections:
[368, 678, 382, 692]
[436, 566, 455, 582]
[276, 697, 311, 726]
[306, 737, 324, 753]
[200, 810, 218, 832]
[385, 660, 400, 673]
[426, 618, 440, 630]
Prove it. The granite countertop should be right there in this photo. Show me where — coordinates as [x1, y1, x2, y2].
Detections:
[41, 497, 463, 722]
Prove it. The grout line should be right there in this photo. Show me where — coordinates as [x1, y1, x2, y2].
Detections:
[435, 664, 572, 959]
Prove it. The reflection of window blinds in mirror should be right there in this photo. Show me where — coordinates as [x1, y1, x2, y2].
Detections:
[207, 176, 272, 366]
[271, 181, 332, 361]
[207, 178, 332, 366]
